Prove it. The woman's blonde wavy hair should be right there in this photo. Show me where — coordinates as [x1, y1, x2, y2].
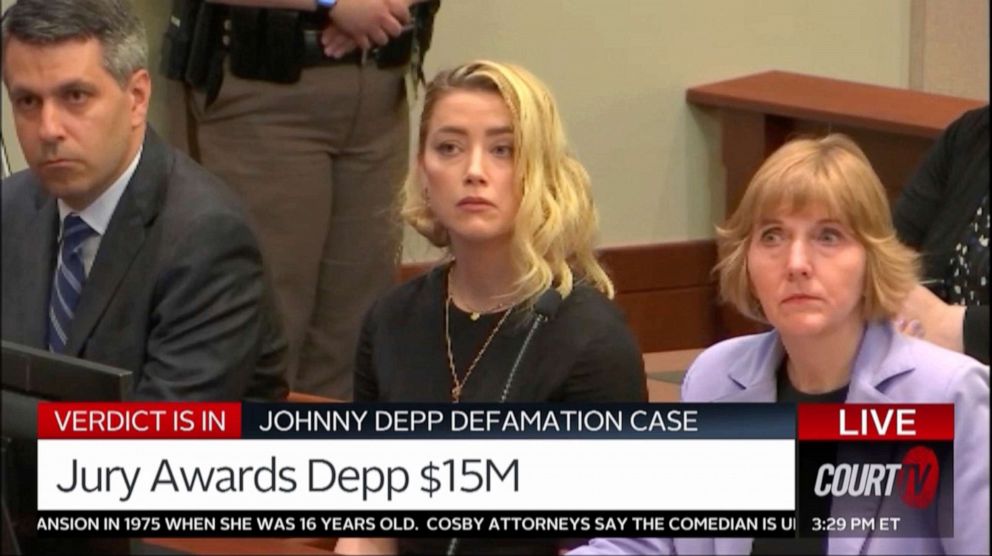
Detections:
[401, 60, 614, 303]
[715, 134, 920, 323]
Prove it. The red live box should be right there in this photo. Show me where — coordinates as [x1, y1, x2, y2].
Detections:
[797, 403, 953, 441]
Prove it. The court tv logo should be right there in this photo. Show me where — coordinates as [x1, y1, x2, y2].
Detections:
[812, 446, 939, 509]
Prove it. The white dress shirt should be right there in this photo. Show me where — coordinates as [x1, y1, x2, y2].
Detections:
[57, 147, 143, 276]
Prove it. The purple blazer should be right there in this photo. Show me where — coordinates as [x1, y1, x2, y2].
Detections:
[570, 322, 989, 555]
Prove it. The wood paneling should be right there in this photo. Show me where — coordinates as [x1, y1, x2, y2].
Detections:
[615, 286, 716, 352]
[598, 240, 715, 291]
[603, 240, 720, 352]
[787, 121, 936, 204]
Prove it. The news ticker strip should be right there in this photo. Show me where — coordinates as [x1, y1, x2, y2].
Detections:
[35, 510, 799, 538]
[34, 403, 954, 539]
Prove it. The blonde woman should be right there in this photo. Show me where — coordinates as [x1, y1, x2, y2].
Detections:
[571, 135, 989, 555]
[343, 61, 647, 555]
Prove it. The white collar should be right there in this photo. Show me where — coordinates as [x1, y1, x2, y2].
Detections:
[58, 146, 143, 237]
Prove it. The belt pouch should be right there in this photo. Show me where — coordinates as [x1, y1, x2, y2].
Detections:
[228, 8, 304, 84]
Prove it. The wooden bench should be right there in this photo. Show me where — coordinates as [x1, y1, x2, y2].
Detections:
[643, 348, 702, 402]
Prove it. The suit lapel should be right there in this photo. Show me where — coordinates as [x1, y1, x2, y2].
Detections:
[826, 440, 897, 555]
[64, 193, 146, 355]
[63, 129, 169, 356]
[715, 332, 783, 403]
[17, 194, 59, 347]
[712, 324, 914, 555]
[704, 335, 778, 552]
[716, 379, 777, 402]
[827, 323, 911, 556]
[714, 538, 753, 554]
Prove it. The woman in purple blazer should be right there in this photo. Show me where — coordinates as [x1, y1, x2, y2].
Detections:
[571, 135, 989, 555]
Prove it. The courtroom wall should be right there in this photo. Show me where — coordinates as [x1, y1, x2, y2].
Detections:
[3, 1, 987, 263]
[1, 0, 25, 172]
[405, 0, 914, 259]
[910, 0, 989, 100]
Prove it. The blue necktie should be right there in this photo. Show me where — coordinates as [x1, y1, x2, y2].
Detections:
[48, 214, 96, 353]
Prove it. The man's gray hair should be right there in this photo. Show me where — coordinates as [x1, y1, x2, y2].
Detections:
[2, 0, 148, 86]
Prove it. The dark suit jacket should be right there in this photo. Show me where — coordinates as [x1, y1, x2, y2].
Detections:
[1, 129, 288, 400]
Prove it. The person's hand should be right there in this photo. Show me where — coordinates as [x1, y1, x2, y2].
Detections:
[894, 315, 925, 338]
[320, 22, 359, 58]
[895, 284, 967, 353]
[327, 0, 411, 51]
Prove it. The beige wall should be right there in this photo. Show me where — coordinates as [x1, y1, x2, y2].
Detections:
[910, 0, 989, 100]
[132, 0, 172, 135]
[1, 0, 26, 172]
[406, 0, 913, 259]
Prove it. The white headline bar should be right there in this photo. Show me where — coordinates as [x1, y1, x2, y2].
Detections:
[38, 439, 794, 511]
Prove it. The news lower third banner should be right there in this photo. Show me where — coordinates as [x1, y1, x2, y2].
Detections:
[32, 403, 952, 538]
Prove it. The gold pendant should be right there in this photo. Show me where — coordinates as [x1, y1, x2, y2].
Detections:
[451, 383, 462, 402]
[470, 312, 481, 321]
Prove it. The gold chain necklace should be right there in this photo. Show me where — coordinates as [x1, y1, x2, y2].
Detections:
[462, 300, 512, 321]
[447, 265, 515, 320]
[451, 287, 513, 321]
[444, 281, 513, 403]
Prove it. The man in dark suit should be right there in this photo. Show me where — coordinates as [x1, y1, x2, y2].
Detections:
[1, 0, 288, 400]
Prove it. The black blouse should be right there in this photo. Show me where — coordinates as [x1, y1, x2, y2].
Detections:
[749, 367, 848, 556]
[356, 264, 648, 405]
[946, 193, 989, 307]
[355, 264, 648, 555]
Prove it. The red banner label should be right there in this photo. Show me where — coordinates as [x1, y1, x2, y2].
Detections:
[37, 402, 241, 439]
